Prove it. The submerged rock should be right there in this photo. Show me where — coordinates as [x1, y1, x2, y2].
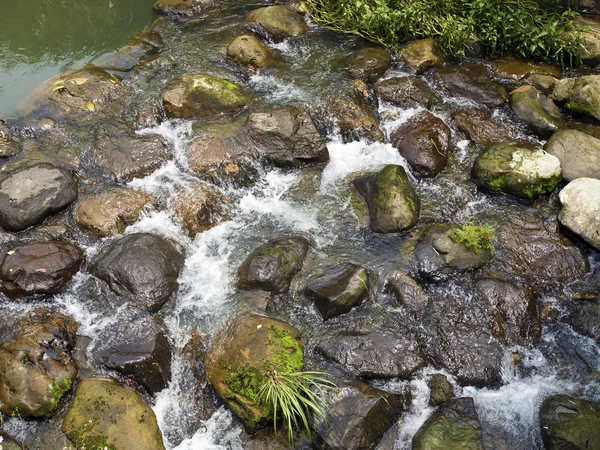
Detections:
[490, 57, 561, 81]
[0, 163, 77, 232]
[153, 0, 213, 19]
[172, 181, 230, 237]
[163, 74, 250, 119]
[559, 178, 600, 250]
[435, 63, 507, 107]
[353, 165, 420, 233]
[245, 105, 329, 166]
[552, 75, 600, 121]
[509, 85, 563, 138]
[545, 129, 600, 181]
[246, 5, 308, 42]
[375, 76, 441, 109]
[451, 109, 527, 148]
[226, 33, 274, 69]
[397, 38, 445, 74]
[390, 111, 451, 178]
[89, 233, 185, 312]
[346, 47, 392, 82]
[304, 263, 369, 320]
[539, 396, 600, 450]
[237, 236, 309, 294]
[62, 378, 166, 450]
[0, 312, 77, 417]
[412, 398, 484, 450]
[313, 378, 411, 450]
[0, 242, 84, 300]
[472, 142, 562, 199]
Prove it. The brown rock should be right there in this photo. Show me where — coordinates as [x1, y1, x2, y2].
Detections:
[490, 57, 561, 81]
[435, 63, 507, 107]
[397, 39, 446, 74]
[346, 47, 392, 82]
[172, 182, 230, 237]
[451, 109, 532, 148]
[226, 33, 274, 69]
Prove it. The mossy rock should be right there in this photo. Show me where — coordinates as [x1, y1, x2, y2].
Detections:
[62, 378, 166, 450]
[552, 75, 600, 122]
[205, 314, 304, 432]
[226, 34, 274, 69]
[246, 5, 308, 42]
[540, 396, 600, 450]
[397, 38, 446, 74]
[509, 85, 563, 139]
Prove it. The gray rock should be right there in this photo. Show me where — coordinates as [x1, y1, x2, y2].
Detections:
[428, 374, 453, 406]
[0, 163, 77, 232]
[559, 178, 600, 250]
[540, 396, 600, 450]
[552, 75, 600, 121]
[545, 129, 600, 181]
[92, 30, 163, 73]
[509, 85, 563, 138]
[375, 76, 441, 109]
[346, 47, 392, 82]
[384, 270, 429, 316]
[153, 0, 213, 20]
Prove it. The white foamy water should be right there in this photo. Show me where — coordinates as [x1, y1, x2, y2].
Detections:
[169, 408, 243, 450]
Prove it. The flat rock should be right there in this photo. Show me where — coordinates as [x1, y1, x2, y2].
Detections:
[435, 63, 507, 107]
[545, 129, 600, 181]
[451, 109, 530, 148]
[375, 76, 441, 109]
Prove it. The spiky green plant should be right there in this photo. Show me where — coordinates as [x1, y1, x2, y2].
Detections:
[257, 370, 337, 441]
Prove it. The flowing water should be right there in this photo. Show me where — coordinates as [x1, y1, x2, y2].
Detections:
[1, 2, 600, 449]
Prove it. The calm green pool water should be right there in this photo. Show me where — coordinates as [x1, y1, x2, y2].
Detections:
[0, 0, 155, 118]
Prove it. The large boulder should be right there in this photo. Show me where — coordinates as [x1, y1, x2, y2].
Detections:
[205, 314, 304, 431]
[237, 236, 309, 294]
[226, 33, 274, 69]
[245, 106, 329, 167]
[397, 39, 445, 74]
[62, 378, 166, 450]
[353, 165, 420, 233]
[163, 74, 250, 119]
[0, 163, 77, 232]
[509, 85, 563, 138]
[313, 378, 411, 450]
[552, 75, 600, 121]
[304, 263, 369, 320]
[434, 63, 507, 107]
[172, 181, 230, 237]
[89, 233, 185, 312]
[346, 47, 392, 82]
[0, 312, 77, 417]
[451, 109, 528, 148]
[539, 396, 600, 450]
[545, 129, 600, 181]
[559, 178, 600, 250]
[75, 187, 154, 237]
[375, 76, 441, 109]
[0, 242, 84, 300]
[391, 111, 451, 177]
[412, 398, 485, 450]
[246, 6, 308, 42]
[472, 142, 562, 199]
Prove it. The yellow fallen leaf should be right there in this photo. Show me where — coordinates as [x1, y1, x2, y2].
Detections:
[52, 85, 65, 92]
[6, 250, 15, 255]
[86, 102, 95, 112]
[70, 77, 88, 85]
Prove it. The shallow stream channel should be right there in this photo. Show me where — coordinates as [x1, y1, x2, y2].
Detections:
[0, 1, 600, 450]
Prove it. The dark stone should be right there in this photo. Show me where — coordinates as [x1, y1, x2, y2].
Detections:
[566, 300, 600, 344]
[346, 47, 392, 82]
[245, 106, 329, 167]
[0, 241, 85, 300]
[451, 109, 531, 148]
[383, 270, 429, 316]
[313, 378, 412, 450]
[320, 93, 384, 143]
[509, 85, 563, 139]
[237, 236, 309, 294]
[391, 111, 451, 178]
[89, 233, 185, 312]
[304, 263, 369, 320]
[0, 163, 77, 232]
[435, 63, 507, 107]
[540, 396, 600, 450]
[428, 374, 453, 406]
[375, 77, 441, 109]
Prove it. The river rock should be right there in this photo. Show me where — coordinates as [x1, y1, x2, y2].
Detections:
[163, 74, 250, 119]
[246, 6, 308, 42]
[411, 224, 493, 282]
[89, 233, 185, 312]
[0, 242, 85, 300]
[567, 300, 600, 344]
[313, 378, 411, 450]
[0, 431, 25, 450]
[91, 131, 167, 182]
[172, 181, 230, 237]
[539, 396, 600, 450]
[0, 130, 21, 158]
[496, 214, 589, 292]
[428, 374, 453, 406]
[451, 109, 530, 148]
[304, 263, 369, 320]
[245, 106, 329, 166]
[474, 278, 541, 347]
[397, 39, 445, 74]
[346, 47, 392, 82]
[205, 314, 304, 431]
[552, 75, 600, 121]
[226, 33, 274, 69]
[472, 142, 562, 199]
[93, 312, 172, 394]
[559, 178, 600, 250]
[0, 163, 77, 232]
[526, 73, 557, 94]
[412, 398, 484, 450]
[375, 76, 441, 109]
[153, 0, 213, 19]
[383, 270, 429, 316]
[435, 63, 507, 107]
[237, 236, 309, 294]
[577, 14, 600, 65]
[391, 111, 451, 177]
[490, 57, 561, 81]
[0, 312, 77, 417]
[321, 93, 384, 142]
[545, 129, 600, 181]
[62, 378, 166, 450]
[509, 85, 563, 138]
[92, 30, 163, 73]
[75, 187, 154, 237]
[353, 165, 420, 233]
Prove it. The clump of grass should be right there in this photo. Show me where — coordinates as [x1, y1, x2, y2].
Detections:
[308, 0, 585, 65]
[449, 219, 496, 254]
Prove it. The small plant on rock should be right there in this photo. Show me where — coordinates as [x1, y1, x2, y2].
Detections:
[449, 218, 496, 254]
